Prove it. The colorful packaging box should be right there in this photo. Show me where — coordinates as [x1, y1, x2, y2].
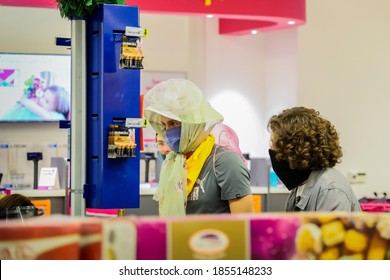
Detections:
[101, 218, 137, 260]
[293, 212, 390, 260]
[79, 217, 103, 260]
[0, 212, 389, 260]
[250, 213, 301, 259]
[168, 214, 250, 260]
[134, 216, 167, 260]
[0, 216, 81, 260]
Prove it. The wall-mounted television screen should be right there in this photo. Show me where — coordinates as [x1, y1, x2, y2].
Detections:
[0, 53, 71, 122]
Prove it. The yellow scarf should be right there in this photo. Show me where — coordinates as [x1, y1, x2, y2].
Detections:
[185, 134, 215, 196]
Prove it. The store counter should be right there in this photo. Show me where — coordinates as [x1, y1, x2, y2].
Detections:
[7, 185, 290, 217]
[137, 184, 290, 215]
[140, 184, 289, 195]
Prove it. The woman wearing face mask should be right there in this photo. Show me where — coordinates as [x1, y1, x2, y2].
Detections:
[155, 133, 172, 161]
[144, 79, 253, 217]
[268, 106, 361, 212]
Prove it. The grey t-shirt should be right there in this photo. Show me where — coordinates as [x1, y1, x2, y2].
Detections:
[186, 145, 252, 214]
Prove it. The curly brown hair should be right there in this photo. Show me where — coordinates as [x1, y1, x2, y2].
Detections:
[268, 107, 343, 170]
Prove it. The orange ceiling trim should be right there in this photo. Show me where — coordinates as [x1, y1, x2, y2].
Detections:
[0, 0, 306, 35]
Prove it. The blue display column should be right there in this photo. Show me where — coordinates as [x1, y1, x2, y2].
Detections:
[85, 4, 141, 209]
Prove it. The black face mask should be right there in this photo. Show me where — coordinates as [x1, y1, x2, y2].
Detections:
[268, 149, 312, 191]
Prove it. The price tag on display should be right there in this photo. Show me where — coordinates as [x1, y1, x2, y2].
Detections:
[125, 118, 148, 128]
[125, 26, 149, 37]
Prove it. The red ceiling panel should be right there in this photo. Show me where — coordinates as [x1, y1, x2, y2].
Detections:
[0, 0, 306, 35]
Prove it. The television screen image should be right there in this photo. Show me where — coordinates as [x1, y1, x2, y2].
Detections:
[0, 53, 71, 122]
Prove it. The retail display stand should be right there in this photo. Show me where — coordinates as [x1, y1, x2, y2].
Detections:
[82, 4, 144, 209]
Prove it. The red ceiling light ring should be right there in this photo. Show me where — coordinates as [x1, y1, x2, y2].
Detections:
[219, 19, 278, 35]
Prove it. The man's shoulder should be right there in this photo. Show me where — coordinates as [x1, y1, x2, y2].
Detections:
[212, 145, 242, 161]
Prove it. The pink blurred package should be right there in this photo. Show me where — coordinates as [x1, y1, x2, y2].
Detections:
[250, 214, 301, 260]
[134, 216, 167, 260]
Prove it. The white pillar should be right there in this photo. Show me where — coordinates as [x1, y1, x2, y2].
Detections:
[70, 19, 87, 217]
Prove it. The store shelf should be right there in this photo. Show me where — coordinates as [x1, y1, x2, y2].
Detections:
[10, 189, 67, 214]
[10, 189, 66, 197]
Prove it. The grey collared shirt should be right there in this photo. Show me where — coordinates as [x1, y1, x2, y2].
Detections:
[286, 168, 361, 212]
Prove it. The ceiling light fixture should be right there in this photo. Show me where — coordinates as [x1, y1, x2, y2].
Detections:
[287, 20, 296, 25]
[251, 30, 258, 35]
[206, 14, 214, 18]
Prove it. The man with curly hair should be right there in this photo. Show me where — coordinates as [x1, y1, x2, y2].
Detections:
[268, 107, 361, 212]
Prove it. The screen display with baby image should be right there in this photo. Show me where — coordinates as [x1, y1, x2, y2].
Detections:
[0, 53, 71, 122]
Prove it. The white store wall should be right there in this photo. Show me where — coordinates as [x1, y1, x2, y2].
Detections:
[297, 0, 390, 198]
[1, 1, 389, 198]
[194, 17, 297, 158]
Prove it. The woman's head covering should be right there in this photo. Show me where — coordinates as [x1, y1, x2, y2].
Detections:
[143, 79, 223, 217]
[144, 79, 223, 153]
[144, 79, 222, 124]
[211, 123, 248, 166]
